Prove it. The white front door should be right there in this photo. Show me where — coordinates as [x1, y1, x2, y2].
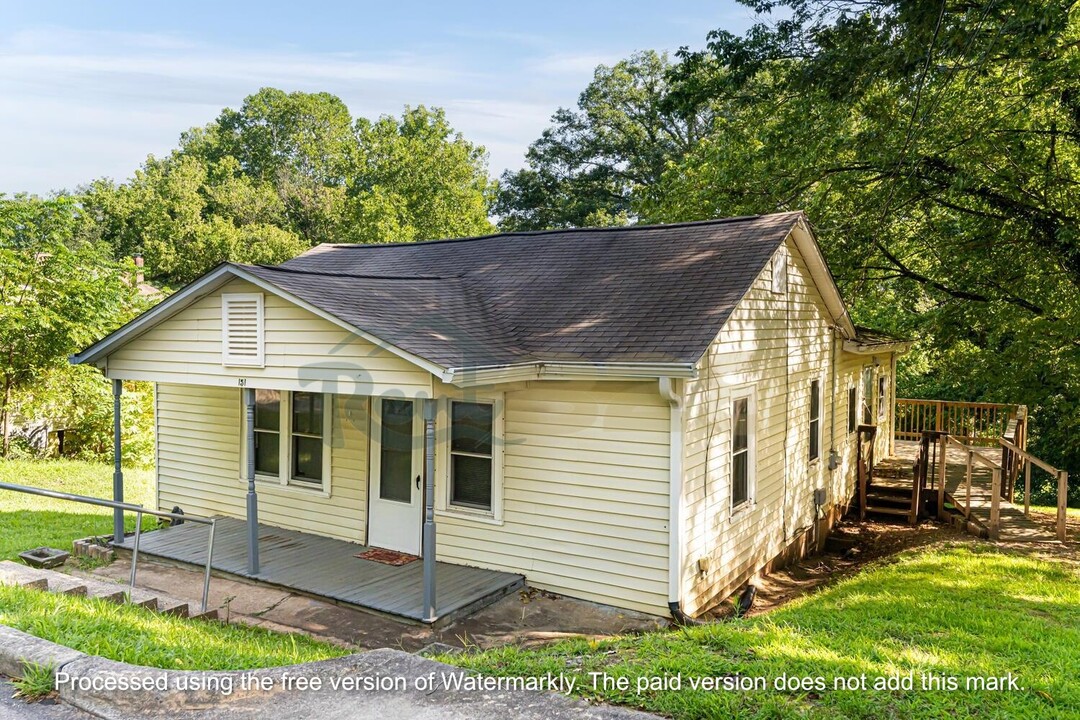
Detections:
[367, 398, 423, 555]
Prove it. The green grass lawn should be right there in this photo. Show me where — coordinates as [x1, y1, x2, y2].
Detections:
[0, 584, 347, 670]
[1028, 504, 1080, 517]
[447, 546, 1080, 720]
[0, 459, 154, 561]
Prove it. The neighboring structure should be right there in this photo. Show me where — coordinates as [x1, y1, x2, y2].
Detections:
[72, 212, 910, 619]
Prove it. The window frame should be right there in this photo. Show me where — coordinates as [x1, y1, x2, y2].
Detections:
[242, 390, 333, 496]
[729, 385, 757, 515]
[809, 378, 822, 463]
[435, 393, 504, 524]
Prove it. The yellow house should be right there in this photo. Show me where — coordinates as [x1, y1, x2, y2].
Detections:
[72, 211, 910, 623]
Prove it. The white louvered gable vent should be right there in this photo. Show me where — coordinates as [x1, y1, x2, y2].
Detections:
[221, 293, 264, 367]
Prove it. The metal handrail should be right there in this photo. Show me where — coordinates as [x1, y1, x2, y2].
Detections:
[0, 480, 216, 612]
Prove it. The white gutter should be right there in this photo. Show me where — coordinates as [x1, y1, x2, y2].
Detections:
[658, 376, 685, 611]
[447, 361, 697, 386]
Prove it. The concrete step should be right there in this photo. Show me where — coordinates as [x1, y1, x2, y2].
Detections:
[0, 560, 202, 620]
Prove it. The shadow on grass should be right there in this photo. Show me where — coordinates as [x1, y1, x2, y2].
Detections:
[452, 545, 1080, 720]
[0, 510, 158, 562]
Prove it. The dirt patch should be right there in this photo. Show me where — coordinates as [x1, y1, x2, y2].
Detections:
[713, 519, 962, 618]
[711, 514, 1079, 619]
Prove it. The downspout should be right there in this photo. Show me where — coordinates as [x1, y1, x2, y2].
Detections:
[827, 329, 840, 472]
[659, 377, 699, 625]
[421, 398, 437, 623]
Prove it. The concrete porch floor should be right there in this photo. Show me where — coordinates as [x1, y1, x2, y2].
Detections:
[113, 517, 524, 624]
[81, 555, 667, 652]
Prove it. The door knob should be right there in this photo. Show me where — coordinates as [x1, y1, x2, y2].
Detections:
[415, 475, 421, 490]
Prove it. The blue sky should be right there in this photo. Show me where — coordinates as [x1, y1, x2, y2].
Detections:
[1, 1, 758, 195]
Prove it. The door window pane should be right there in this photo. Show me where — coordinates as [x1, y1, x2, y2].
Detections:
[379, 399, 413, 503]
[450, 401, 493, 511]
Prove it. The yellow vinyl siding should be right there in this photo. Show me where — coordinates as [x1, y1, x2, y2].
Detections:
[433, 380, 671, 615]
[155, 383, 369, 543]
[108, 279, 432, 397]
[681, 235, 871, 615]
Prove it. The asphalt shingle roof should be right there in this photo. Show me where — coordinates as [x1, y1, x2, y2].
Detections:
[240, 212, 805, 369]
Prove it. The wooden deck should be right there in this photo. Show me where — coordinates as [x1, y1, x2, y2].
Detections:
[893, 440, 1058, 542]
[115, 517, 524, 624]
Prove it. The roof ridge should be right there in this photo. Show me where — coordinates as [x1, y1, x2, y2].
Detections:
[244, 264, 450, 281]
[302, 211, 805, 252]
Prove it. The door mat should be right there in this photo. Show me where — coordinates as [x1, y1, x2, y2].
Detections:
[356, 548, 419, 566]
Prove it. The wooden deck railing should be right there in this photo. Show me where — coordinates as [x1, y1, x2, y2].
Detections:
[896, 399, 1022, 446]
[942, 434, 1004, 540]
[999, 437, 1070, 542]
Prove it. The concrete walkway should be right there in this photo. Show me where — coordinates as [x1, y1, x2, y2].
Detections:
[0, 625, 655, 720]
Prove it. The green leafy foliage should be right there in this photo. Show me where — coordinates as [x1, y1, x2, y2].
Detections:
[89, 89, 494, 284]
[496, 2, 1080, 499]
[0, 195, 143, 457]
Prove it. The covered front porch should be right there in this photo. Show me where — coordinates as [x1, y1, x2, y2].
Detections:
[115, 516, 524, 624]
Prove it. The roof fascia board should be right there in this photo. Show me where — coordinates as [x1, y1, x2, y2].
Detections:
[447, 361, 698, 387]
[71, 264, 449, 380]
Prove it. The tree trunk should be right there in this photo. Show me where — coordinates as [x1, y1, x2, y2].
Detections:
[1, 374, 11, 458]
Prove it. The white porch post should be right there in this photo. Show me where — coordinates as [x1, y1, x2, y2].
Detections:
[111, 379, 124, 543]
[421, 398, 437, 622]
[244, 388, 260, 574]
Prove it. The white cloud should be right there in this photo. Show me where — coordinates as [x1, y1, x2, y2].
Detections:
[0, 27, 600, 194]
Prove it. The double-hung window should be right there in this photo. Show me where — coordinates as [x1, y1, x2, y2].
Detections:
[449, 401, 494, 511]
[731, 389, 755, 511]
[250, 390, 330, 492]
[809, 379, 822, 462]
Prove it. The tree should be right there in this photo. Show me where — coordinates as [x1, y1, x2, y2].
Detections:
[347, 106, 495, 243]
[0, 195, 140, 456]
[653, 0, 1080, 483]
[495, 51, 710, 230]
[88, 90, 495, 284]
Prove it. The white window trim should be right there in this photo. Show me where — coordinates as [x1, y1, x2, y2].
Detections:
[221, 293, 265, 367]
[434, 392, 504, 524]
[729, 385, 757, 517]
[809, 376, 823, 465]
[877, 373, 889, 422]
[240, 390, 333, 497]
